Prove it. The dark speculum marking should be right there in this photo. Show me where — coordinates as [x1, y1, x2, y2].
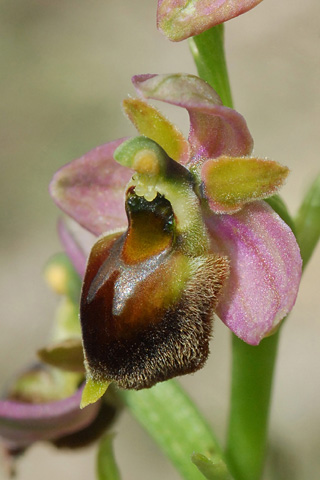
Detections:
[80, 192, 229, 389]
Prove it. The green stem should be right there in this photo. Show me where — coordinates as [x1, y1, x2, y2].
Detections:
[96, 434, 122, 480]
[189, 25, 233, 108]
[225, 333, 279, 480]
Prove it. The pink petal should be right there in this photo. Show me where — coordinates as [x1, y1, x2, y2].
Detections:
[0, 386, 100, 450]
[132, 74, 253, 163]
[157, 0, 263, 42]
[50, 139, 132, 236]
[205, 202, 302, 345]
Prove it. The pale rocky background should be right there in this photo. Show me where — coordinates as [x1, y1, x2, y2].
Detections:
[0, 0, 319, 479]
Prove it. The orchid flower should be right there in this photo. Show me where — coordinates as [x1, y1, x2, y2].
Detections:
[50, 74, 301, 405]
[157, 0, 263, 41]
[0, 255, 102, 468]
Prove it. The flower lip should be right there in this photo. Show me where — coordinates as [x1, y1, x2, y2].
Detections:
[80, 186, 230, 390]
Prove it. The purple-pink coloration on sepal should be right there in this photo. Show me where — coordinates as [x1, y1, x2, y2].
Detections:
[58, 218, 94, 278]
[132, 74, 253, 163]
[157, 0, 263, 42]
[50, 139, 133, 236]
[206, 201, 302, 345]
[0, 385, 100, 450]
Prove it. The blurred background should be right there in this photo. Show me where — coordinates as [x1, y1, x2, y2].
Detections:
[0, 0, 319, 478]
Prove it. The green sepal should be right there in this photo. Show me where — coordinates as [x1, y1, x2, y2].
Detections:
[295, 172, 320, 266]
[96, 433, 122, 480]
[38, 338, 85, 373]
[7, 364, 81, 403]
[201, 156, 289, 213]
[80, 377, 110, 409]
[192, 453, 233, 480]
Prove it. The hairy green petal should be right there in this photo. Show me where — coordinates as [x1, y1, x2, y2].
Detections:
[123, 98, 189, 163]
[201, 156, 289, 213]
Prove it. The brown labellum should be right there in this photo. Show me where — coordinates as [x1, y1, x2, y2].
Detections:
[80, 191, 229, 390]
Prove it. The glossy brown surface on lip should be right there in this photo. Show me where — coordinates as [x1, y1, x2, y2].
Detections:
[81, 193, 176, 349]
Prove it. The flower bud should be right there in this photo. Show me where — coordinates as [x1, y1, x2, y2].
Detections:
[0, 366, 99, 452]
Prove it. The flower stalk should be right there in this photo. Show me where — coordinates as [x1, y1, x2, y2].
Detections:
[189, 25, 233, 108]
[226, 333, 279, 480]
